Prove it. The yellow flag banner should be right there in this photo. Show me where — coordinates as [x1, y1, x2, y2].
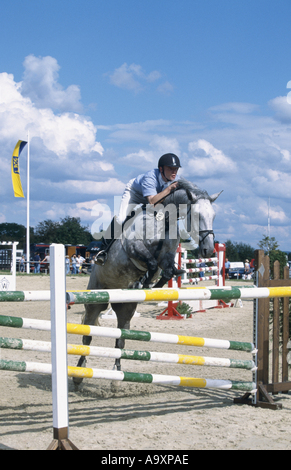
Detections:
[11, 140, 27, 198]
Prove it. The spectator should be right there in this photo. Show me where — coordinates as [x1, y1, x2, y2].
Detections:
[65, 255, 71, 275]
[20, 256, 25, 273]
[76, 254, 85, 273]
[43, 253, 50, 265]
[34, 252, 41, 274]
[225, 258, 230, 280]
[244, 259, 251, 279]
[199, 261, 206, 278]
[71, 255, 77, 275]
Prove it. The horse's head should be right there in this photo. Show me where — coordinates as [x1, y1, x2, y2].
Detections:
[166, 178, 222, 258]
[195, 192, 222, 258]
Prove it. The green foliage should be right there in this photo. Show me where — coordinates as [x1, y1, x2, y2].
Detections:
[268, 253, 291, 339]
[258, 235, 279, 253]
[175, 302, 194, 318]
[269, 250, 288, 279]
[0, 223, 34, 249]
[34, 217, 93, 245]
[225, 239, 255, 262]
[269, 298, 291, 339]
[0, 217, 93, 248]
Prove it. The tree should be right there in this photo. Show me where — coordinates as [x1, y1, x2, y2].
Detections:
[258, 235, 279, 254]
[34, 217, 93, 245]
[56, 217, 93, 245]
[235, 242, 255, 262]
[0, 223, 35, 249]
[269, 250, 288, 279]
[225, 240, 240, 261]
[34, 220, 59, 244]
[225, 239, 255, 262]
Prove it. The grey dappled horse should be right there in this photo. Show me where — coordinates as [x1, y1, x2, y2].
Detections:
[73, 178, 222, 384]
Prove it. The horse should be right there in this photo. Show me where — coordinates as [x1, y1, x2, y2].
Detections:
[73, 178, 222, 384]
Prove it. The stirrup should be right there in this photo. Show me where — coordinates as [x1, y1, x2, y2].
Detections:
[95, 250, 108, 266]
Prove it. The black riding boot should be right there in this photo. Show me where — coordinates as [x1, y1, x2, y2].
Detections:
[95, 217, 122, 266]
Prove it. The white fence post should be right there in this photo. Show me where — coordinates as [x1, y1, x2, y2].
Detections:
[48, 244, 78, 450]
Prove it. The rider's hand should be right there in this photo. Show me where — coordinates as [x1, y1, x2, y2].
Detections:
[169, 181, 179, 192]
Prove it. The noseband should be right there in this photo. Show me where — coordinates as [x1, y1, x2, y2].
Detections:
[199, 229, 214, 243]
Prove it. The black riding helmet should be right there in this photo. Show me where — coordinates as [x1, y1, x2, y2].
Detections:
[158, 153, 182, 169]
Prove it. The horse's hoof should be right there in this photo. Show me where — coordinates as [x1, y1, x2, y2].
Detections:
[73, 376, 83, 387]
[110, 380, 121, 392]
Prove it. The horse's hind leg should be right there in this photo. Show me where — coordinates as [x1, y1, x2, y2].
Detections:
[73, 302, 108, 386]
[112, 302, 137, 371]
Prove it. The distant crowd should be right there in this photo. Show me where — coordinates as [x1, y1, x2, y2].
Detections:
[19, 253, 95, 275]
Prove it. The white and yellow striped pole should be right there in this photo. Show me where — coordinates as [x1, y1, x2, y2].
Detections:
[0, 285, 291, 304]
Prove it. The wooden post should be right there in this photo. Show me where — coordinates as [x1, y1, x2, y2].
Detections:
[272, 261, 280, 386]
[282, 266, 290, 385]
[256, 250, 270, 393]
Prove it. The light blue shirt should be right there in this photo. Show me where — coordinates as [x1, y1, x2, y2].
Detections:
[132, 169, 179, 198]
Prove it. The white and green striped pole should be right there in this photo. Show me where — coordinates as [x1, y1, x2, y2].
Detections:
[1, 285, 291, 304]
[0, 314, 255, 352]
[65, 285, 291, 305]
[0, 336, 256, 370]
[0, 359, 256, 393]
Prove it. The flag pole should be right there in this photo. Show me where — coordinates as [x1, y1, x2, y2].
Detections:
[26, 131, 30, 274]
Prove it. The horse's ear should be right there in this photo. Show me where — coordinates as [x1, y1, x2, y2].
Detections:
[187, 189, 199, 203]
[209, 190, 223, 202]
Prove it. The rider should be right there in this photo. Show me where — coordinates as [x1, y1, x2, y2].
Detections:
[95, 153, 185, 276]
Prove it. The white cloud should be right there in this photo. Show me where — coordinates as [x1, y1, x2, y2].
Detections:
[252, 169, 291, 199]
[187, 139, 237, 176]
[0, 68, 104, 157]
[120, 135, 180, 170]
[259, 200, 288, 223]
[149, 135, 180, 155]
[21, 55, 82, 112]
[108, 63, 163, 93]
[269, 96, 291, 123]
[53, 178, 125, 196]
[121, 149, 156, 167]
[209, 102, 260, 114]
[266, 139, 291, 162]
[99, 161, 114, 171]
[156, 81, 174, 95]
[44, 200, 109, 226]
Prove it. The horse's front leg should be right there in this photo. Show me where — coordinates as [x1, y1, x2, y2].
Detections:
[73, 302, 107, 386]
[113, 303, 137, 371]
[153, 268, 173, 288]
[152, 250, 179, 288]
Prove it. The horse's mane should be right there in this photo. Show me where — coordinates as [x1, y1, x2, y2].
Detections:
[177, 177, 210, 200]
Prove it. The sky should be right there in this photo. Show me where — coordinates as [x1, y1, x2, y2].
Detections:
[1, 0, 291, 250]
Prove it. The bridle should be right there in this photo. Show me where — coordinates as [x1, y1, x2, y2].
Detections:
[199, 229, 215, 244]
[154, 185, 215, 244]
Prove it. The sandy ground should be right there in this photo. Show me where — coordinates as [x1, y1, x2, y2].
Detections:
[0, 274, 290, 451]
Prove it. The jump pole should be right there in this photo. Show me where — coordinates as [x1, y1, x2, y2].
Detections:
[1, 285, 291, 304]
[47, 244, 78, 451]
[0, 336, 256, 370]
[0, 359, 256, 393]
[0, 313, 255, 352]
